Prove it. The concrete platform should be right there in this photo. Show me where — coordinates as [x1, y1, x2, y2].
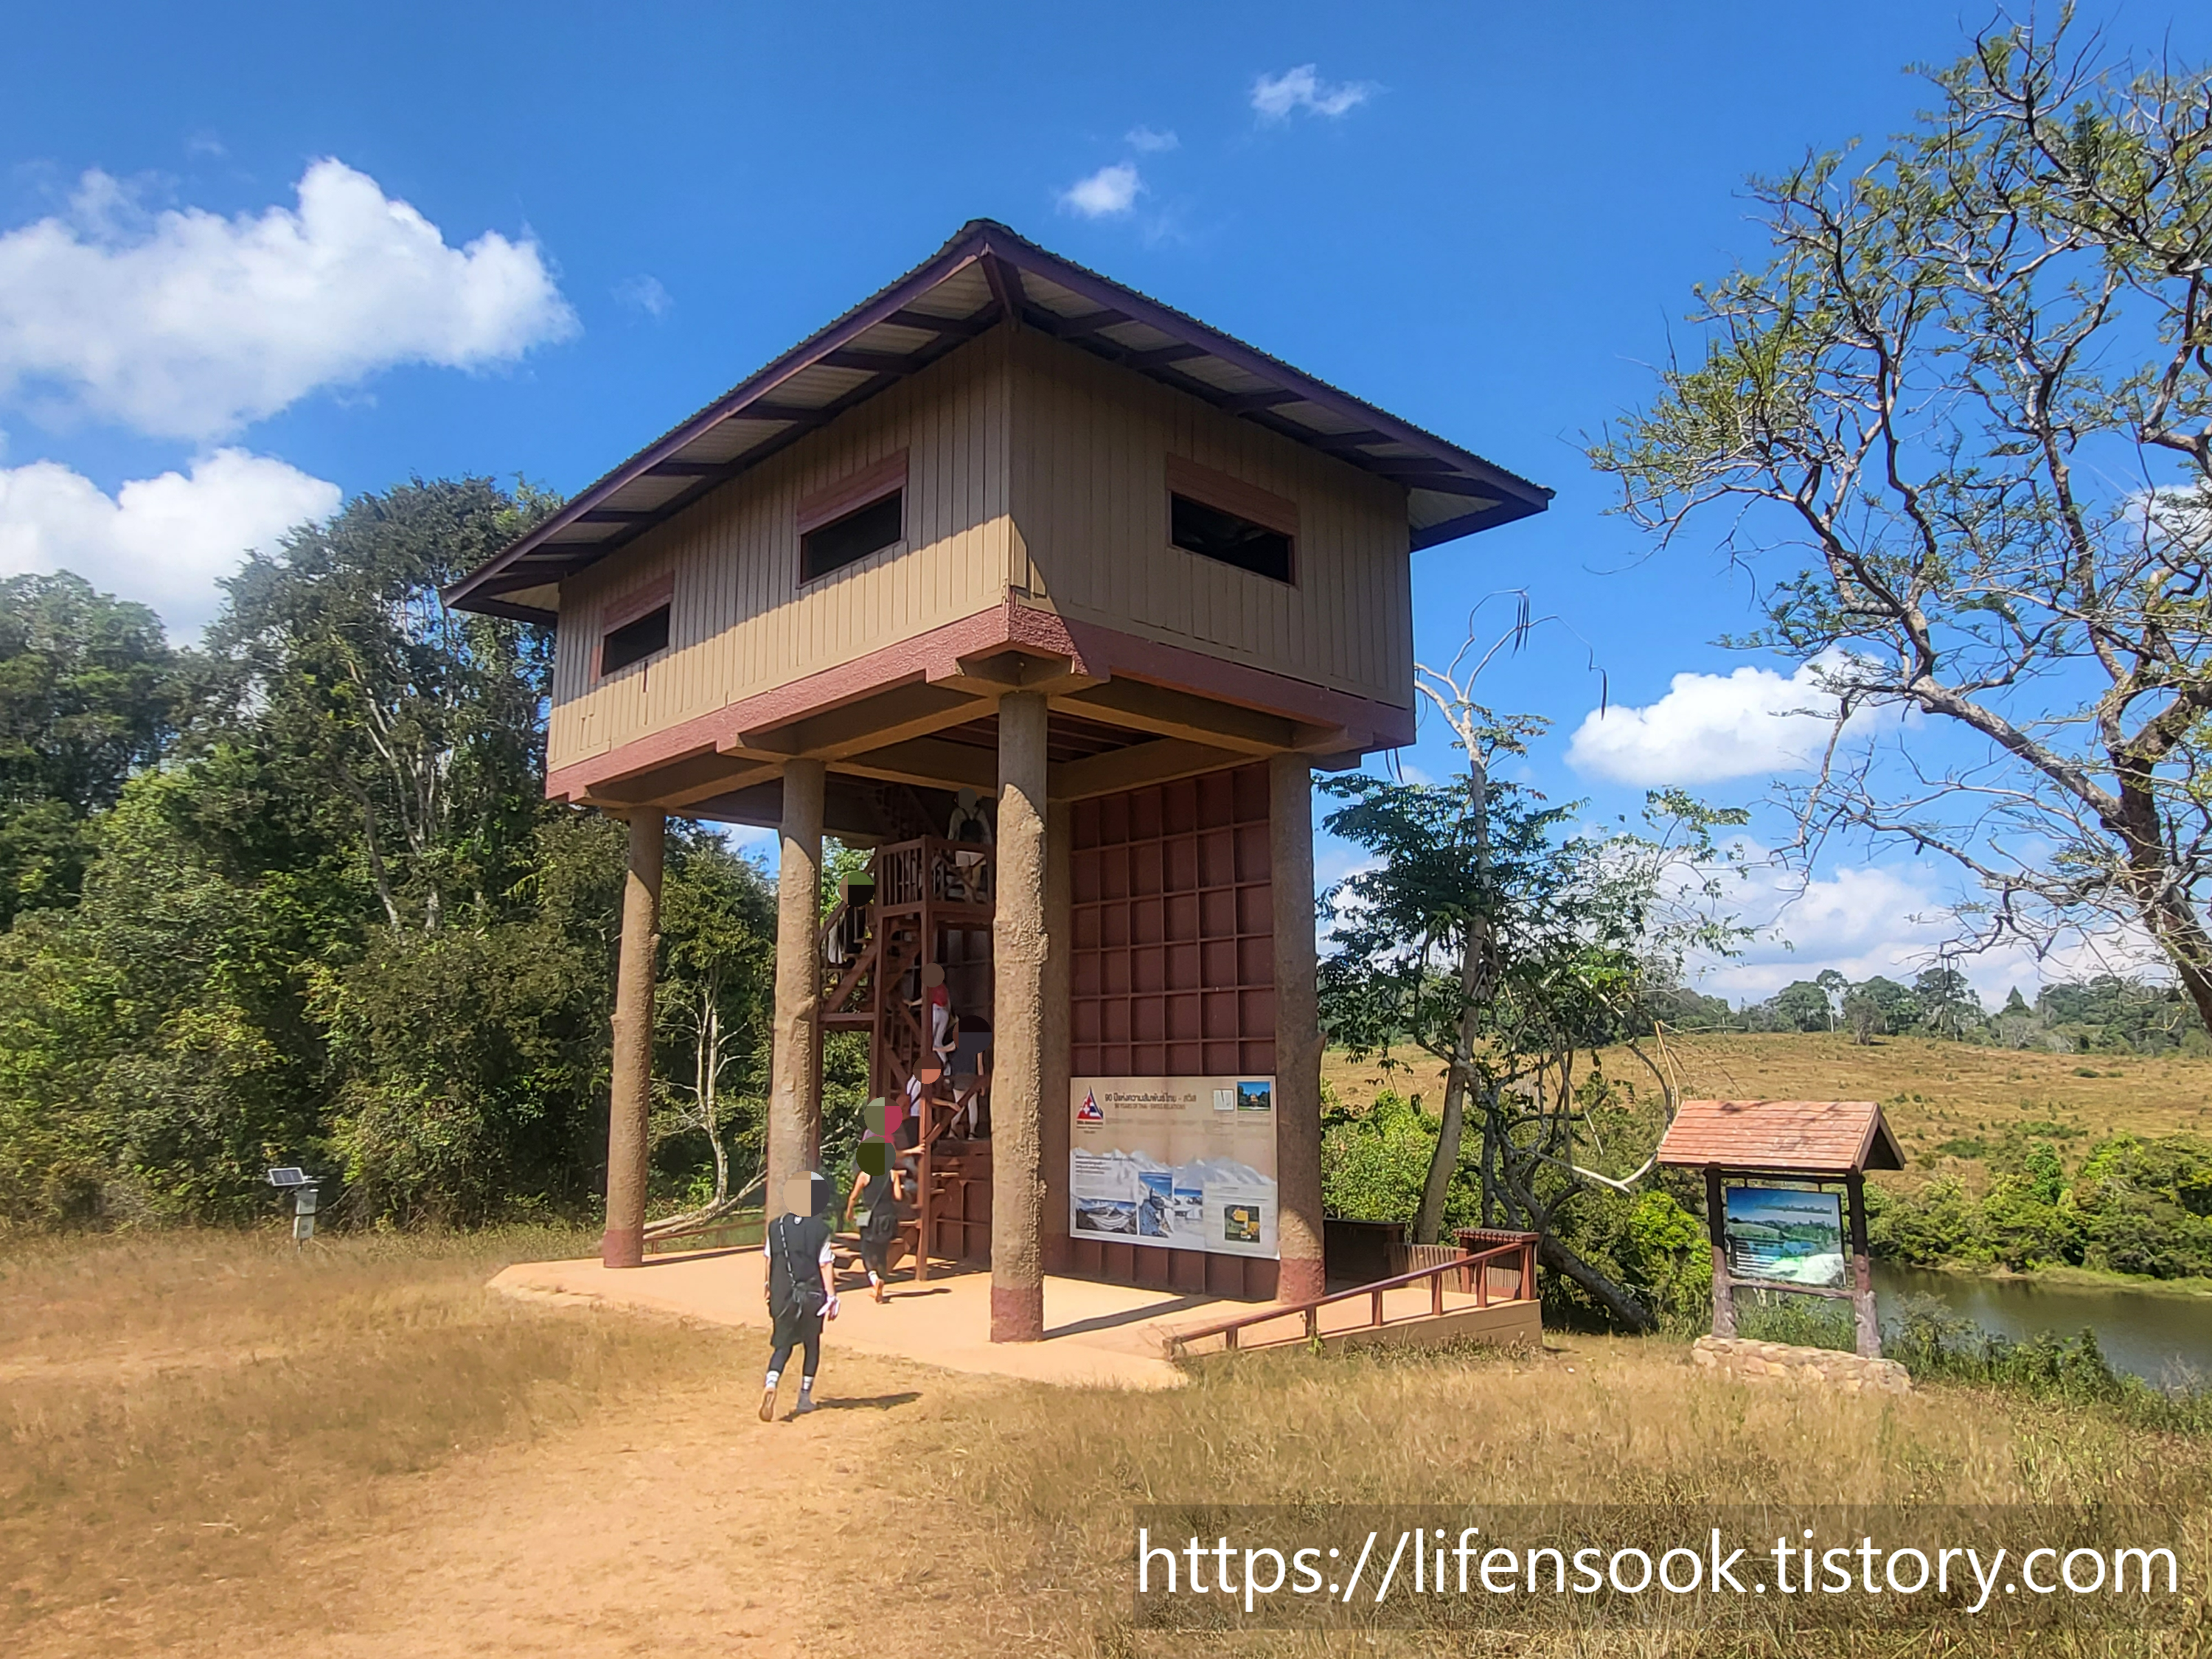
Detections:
[492, 1251, 1198, 1388]
[492, 1248, 1544, 1389]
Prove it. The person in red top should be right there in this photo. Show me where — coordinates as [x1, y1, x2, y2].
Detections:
[917, 962, 953, 1060]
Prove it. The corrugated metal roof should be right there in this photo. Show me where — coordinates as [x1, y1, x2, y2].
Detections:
[1655, 1099, 1907, 1176]
[445, 219, 1553, 622]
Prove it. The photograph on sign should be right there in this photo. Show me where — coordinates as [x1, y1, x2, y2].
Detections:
[1721, 1184, 1846, 1288]
[1070, 1077, 1277, 1259]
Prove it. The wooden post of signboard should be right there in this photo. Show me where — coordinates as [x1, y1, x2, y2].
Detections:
[1703, 1166, 1736, 1339]
[1847, 1169, 1879, 1358]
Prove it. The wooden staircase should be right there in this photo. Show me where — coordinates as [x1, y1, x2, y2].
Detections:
[820, 837, 997, 1282]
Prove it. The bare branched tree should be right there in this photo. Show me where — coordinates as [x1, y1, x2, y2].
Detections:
[1593, 13, 2212, 1023]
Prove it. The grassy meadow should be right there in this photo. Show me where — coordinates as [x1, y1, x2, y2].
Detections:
[1325, 1029, 2212, 1197]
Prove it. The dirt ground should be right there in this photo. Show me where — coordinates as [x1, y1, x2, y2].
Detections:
[281, 1353, 1017, 1659]
[0, 1231, 1034, 1659]
[10, 1229, 2211, 1658]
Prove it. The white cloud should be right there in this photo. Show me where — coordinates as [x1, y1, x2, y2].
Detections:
[1059, 162, 1144, 218]
[613, 274, 672, 319]
[1567, 657, 1874, 785]
[1680, 843, 2161, 1007]
[0, 448, 339, 639]
[1251, 65, 1375, 122]
[1124, 125, 1180, 153]
[0, 159, 578, 441]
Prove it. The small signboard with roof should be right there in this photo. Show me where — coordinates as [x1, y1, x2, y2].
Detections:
[1657, 1099, 1905, 1357]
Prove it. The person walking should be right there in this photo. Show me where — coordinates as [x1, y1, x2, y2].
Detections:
[843, 1138, 909, 1303]
[761, 1173, 838, 1421]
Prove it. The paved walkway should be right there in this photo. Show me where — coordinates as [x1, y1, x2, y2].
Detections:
[491, 1251, 1202, 1388]
[492, 1249, 1544, 1387]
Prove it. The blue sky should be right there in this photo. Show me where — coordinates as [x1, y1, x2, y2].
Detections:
[3, 2, 2203, 1004]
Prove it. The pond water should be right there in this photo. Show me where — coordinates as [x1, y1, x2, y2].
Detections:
[1874, 1262, 2212, 1387]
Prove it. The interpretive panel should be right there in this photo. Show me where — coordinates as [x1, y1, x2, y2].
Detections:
[1070, 1077, 1278, 1259]
[1722, 1184, 1846, 1289]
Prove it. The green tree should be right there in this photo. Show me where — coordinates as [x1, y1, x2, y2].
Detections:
[1913, 965, 1983, 1040]
[1319, 628, 1746, 1326]
[0, 573, 181, 927]
[1767, 979, 1834, 1033]
[1592, 17, 2212, 1032]
[650, 829, 776, 1229]
[207, 478, 557, 933]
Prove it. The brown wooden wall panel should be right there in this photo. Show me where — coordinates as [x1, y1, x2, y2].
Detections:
[1069, 762, 1276, 1080]
[546, 330, 1015, 772]
[1059, 760, 1281, 1301]
[1008, 328, 1413, 713]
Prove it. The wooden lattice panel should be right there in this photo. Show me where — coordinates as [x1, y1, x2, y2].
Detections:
[1069, 762, 1276, 1079]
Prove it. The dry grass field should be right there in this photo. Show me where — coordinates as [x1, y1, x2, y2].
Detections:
[1326, 1031, 2212, 1190]
[6, 1227, 2209, 1656]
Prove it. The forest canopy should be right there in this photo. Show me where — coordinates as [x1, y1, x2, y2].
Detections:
[0, 481, 781, 1228]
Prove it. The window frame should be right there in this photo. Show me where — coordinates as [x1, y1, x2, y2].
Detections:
[796, 450, 910, 587]
[1163, 454, 1299, 586]
[593, 574, 675, 683]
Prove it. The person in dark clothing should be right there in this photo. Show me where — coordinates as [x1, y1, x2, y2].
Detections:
[762, 1173, 838, 1421]
[843, 1138, 909, 1303]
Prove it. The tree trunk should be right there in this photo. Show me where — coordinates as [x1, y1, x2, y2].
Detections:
[1413, 999, 1480, 1244]
[2118, 805, 2212, 1035]
[1537, 1232, 1654, 1332]
[1479, 1105, 1497, 1228]
[1413, 745, 1495, 1245]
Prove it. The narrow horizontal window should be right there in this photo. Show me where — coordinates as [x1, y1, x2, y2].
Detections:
[1171, 493, 1293, 583]
[801, 489, 902, 581]
[599, 603, 670, 675]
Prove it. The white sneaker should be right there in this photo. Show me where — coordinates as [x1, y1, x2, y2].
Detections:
[758, 1385, 777, 1422]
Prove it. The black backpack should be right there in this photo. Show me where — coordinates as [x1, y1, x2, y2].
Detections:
[768, 1214, 827, 1318]
[858, 1172, 901, 1244]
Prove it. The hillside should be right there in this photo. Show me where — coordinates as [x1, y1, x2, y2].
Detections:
[1324, 1031, 2212, 1192]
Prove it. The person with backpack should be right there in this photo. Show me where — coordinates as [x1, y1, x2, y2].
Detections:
[761, 1172, 838, 1422]
[842, 1136, 909, 1303]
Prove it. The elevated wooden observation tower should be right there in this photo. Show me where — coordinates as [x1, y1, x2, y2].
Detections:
[444, 220, 1552, 1340]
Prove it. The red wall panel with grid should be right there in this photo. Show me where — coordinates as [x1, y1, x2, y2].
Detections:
[1064, 762, 1279, 1300]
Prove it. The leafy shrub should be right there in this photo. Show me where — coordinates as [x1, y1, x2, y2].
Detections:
[1734, 1288, 1857, 1352]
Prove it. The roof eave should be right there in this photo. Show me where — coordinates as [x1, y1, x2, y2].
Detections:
[443, 224, 1002, 612]
[445, 218, 1554, 615]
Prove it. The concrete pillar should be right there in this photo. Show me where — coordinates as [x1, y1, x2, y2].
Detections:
[990, 691, 1048, 1341]
[602, 808, 664, 1268]
[1270, 754, 1326, 1304]
[1040, 796, 1073, 1276]
[767, 759, 826, 1206]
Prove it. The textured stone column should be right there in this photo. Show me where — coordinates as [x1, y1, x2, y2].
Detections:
[1040, 796, 1073, 1276]
[1270, 754, 1326, 1304]
[990, 692, 1048, 1341]
[602, 808, 664, 1268]
[767, 759, 826, 1208]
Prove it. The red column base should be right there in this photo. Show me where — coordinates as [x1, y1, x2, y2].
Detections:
[602, 1225, 644, 1269]
[991, 1282, 1045, 1343]
[1276, 1256, 1325, 1304]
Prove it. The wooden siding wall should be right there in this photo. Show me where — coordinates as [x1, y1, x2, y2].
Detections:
[548, 331, 1016, 771]
[1008, 328, 1414, 712]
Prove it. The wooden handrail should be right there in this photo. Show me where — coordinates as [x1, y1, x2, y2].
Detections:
[1166, 1235, 1539, 1358]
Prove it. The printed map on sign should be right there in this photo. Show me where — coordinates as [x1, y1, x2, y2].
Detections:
[1068, 1077, 1277, 1259]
